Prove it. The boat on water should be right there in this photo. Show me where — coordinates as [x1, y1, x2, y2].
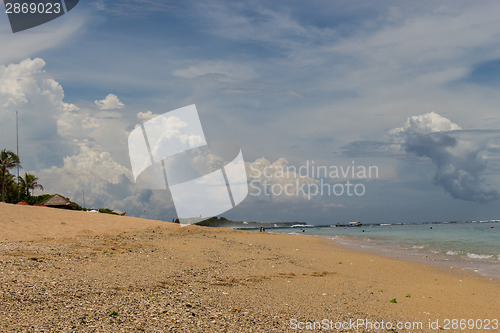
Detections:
[348, 221, 362, 227]
[331, 221, 363, 227]
[291, 224, 315, 228]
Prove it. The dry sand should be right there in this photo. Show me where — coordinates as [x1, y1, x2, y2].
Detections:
[0, 202, 498, 332]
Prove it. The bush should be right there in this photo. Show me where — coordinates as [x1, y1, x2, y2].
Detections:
[26, 194, 52, 205]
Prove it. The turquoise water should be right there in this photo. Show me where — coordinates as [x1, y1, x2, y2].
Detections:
[270, 221, 500, 278]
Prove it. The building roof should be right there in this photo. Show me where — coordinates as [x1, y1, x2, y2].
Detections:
[41, 194, 78, 208]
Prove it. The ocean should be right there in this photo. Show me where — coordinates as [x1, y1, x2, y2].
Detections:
[270, 221, 500, 279]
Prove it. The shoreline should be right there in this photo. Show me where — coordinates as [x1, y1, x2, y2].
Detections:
[292, 232, 500, 280]
[328, 235, 500, 280]
[269, 223, 500, 280]
[1, 203, 499, 332]
[267, 228, 500, 281]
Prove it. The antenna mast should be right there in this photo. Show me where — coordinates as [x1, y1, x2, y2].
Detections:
[16, 111, 20, 203]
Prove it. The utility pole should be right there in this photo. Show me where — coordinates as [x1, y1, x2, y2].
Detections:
[16, 111, 20, 203]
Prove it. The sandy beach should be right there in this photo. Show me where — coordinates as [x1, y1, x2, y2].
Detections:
[0, 203, 498, 332]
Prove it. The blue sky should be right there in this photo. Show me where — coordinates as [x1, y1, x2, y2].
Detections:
[2, 0, 500, 224]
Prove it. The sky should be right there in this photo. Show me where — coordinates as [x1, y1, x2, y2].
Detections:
[1, 0, 500, 224]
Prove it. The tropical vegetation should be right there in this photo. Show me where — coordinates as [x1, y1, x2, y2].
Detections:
[0, 148, 118, 214]
[0, 148, 44, 203]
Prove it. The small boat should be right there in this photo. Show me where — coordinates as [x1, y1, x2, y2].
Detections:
[291, 224, 315, 228]
[348, 221, 362, 227]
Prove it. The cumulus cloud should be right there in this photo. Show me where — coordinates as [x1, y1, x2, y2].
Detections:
[37, 144, 130, 208]
[57, 111, 100, 140]
[392, 112, 500, 202]
[94, 93, 125, 110]
[137, 111, 159, 122]
[0, 58, 80, 170]
[0, 58, 165, 217]
[247, 157, 320, 202]
[63, 103, 80, 112]
[37, 144, 173, 218]
[216, 157, 351, 223]
[133, 110, 207, 174]
[390, 112, 461, 136]
[41, 144, 131, 185]
[0, 58, 69, 110]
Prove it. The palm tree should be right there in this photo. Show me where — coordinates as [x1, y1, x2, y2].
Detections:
[18, 172, 44, 198]
[1, 172, 17, 203]
[0, 149, 21, 202]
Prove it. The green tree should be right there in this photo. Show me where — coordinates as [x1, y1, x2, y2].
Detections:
[26, 194, 52, 206]
[0, 149, 21, 202]
[18, 172, 44, 198]
[2, 172, 18, 203]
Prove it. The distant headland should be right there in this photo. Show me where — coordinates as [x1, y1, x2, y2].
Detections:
[194, 216, 309, 229]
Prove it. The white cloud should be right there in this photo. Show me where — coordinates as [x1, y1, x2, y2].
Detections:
[90, 0, 173, 15]
[194, 2, 330, 49]
[390, 112, 462, 136]
[247, 157, 319, 202]
[137, 111, 159, 122]
[0, 13, 85, 65]
[139, 111, 207, 166]
[37, 144, 172, 217]
[172, 61, 256, 81]
[63, 103, 80, 112]
[1, 58, 54, 107]
[0, 58, 175, 218]
[0, 58, 80, 170]
[94, 93, 125, 110]
[57, 109, 99, 140]
[0, 58, 130, 192]
[40, 144, 132, 186]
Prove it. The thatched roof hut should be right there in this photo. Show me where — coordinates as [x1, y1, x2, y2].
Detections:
[41, 194, 78, 209]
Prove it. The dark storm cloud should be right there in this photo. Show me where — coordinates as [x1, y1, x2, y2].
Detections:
[393, 113, 500, 202]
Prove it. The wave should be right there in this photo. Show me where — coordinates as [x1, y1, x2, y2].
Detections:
[466, 253, 494, 259]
